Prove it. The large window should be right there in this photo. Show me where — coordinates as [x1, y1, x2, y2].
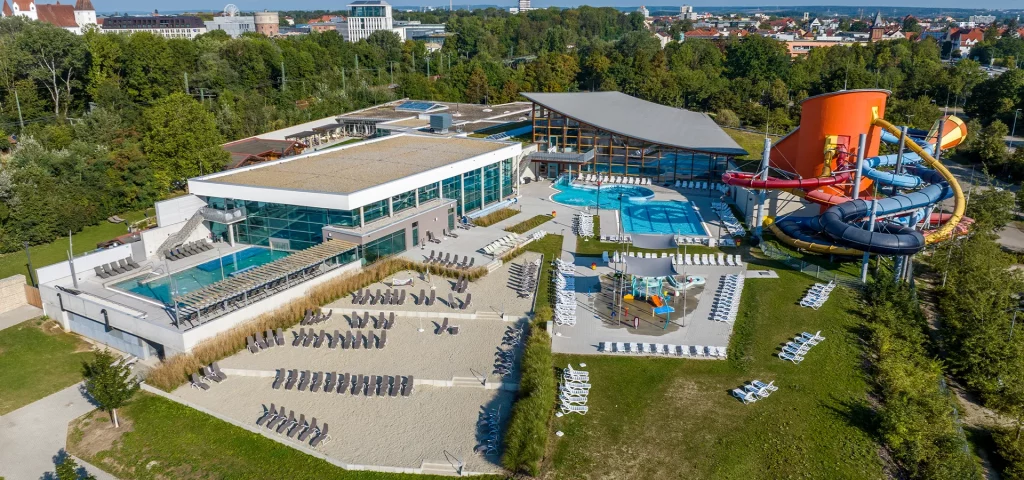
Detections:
[463, 168, 482, 213]
[483, 163, 501, 206]
[362, 229, 406, 263]
[362, 199, 389, 224]
[442, 175, 462, 215]
[392, 189, 416, 215]
[418, 182, 440, 203]
[234, 200, 360, 251]
[501, 158, 513, 198]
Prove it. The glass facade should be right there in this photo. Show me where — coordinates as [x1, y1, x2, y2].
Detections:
[363, 229, 405, 263]
[531, 104, 734, 183]
[350, 5, 386, 16]
[233, 200, 360, 251]
[501, 158, 514, 198]
[418, 182, 440, 203]
[442, 175, 462, 215]
[363, 198, 389, 224]
[392, 190, 416, 215]
[484, 163, 501, 206]
[463, 168, 482, 213]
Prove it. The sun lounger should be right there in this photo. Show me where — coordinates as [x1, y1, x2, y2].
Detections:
[211, 362, 227, 380]
[378, 330, 387, 348]
[298, 417, 317, 442]
[322, 372, 335, 393]
[352, 375, 364, 395]
[310, 423, 331, 448]
[560, 403, 589, 415]
[338, 373, 350, 394]
[272, 369, 285, 389]
[190, 373, 210, 390]
[302, 329, 314, 347]
[288, 414, 305, 438]
[200, 366, 221, 383]
[247, 336, 260, 354]
[778, 351, 804, 363]
[276, 411, 295, 434]
[314, 329, 326, 348]
[353, 331, 363, 349]
[437, 318, 449, 335]
[732, 388, 756, 404]
[310, 372, 322, 392]
[297, 371, 310, 391]
[387, 312, 395, 329]
[285, 370, 297, 390]
[343, 331, 352, 349]
[292, 329, 304, 347]
[255, 331, 269, 349]
[257, 404, 276, 426]
[94, 266, 110, 279]
[402, 375, 414, 396]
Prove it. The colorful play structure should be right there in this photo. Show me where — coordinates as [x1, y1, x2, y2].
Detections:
[629, 274, 706, 315]
[722, 89, 970, 257]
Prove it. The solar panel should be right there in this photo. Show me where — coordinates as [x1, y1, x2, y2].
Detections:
[395, 101, 443, 113]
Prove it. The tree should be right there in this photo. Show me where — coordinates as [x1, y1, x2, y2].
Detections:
[82, 349, 139, 429]
[715, 108, 740, 128]
[142, 92, 229, 190]
[15, 23, 86, 117]
[976, 120, 1011, 167]
[725, 34, 789, 84]
[466, 65, 489, 103]
[56, 455, 96, 480]
[966, 186, 1016, 232]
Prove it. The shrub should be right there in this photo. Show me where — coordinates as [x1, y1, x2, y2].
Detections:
[146, 257, 486, 391]
[505, 215, 554, 234]
[473, 208, 520, 227]
[715, 108, 740, 128]
[995, 428, 1024, 480]
[501, 327, 555, 476]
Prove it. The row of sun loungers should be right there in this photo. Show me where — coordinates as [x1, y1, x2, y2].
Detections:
[677, 252, 743, 267]
[476, 407, 503, 455]
[483, 233, 522, 256]
[247, 329, 285, 354]
[559, 364, 590, 415]
[93, 257, 141, 279]
[800, 282, 835, 309]
[599, 342, 728, 358]
[711, 201, 745, 236]
[731, 380, 779, 404]
[512, 259, 540, 297]
[553, 259, 576, 327]
[291, 327, 388, 349]
[425, 251, 475, 269]
[256, 404, 332, 448]
[300, 308, 333, 326]
[353, 288, 408, 306]
[599, 234, 632, 243]
[778, 331, 825, 364]
[573, 213, 595, 238]
[190, 362, 228, 390]
[673, 236, 710, 245]
[674, 180, 730, 193]
[272, 369, 414, 397]
[711, 274, 744, 322]
[493, 329, 517, 377]
[578, 174, 652, 185]
[348, 311, 398, 330]
[165, 239, 213, 261]
[435, 317, 460, 335]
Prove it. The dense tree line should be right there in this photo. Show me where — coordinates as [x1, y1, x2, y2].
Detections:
[1, 7, 1022, 251]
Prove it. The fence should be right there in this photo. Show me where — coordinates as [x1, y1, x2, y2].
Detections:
[759, 241, 864, 290]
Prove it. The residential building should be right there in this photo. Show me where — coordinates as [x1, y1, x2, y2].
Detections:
[347, 0, 394, 42]
[638, 5, 650, 18]
[969, 15, 996, 25]
[2, 0, 96, 34]
[678, 5, 696, 21]
[309, 21, 338, 33]
[517, 0, 531, 13]
[522, 91, 745, 182]
[102, 15, 207, 39]
[205, 14, 256, 38]
[951, 28, 984, 56]
[254, 10, 279, 36]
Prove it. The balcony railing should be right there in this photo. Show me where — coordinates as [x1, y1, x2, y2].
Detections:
[199, 206, 247, 224]
[526, 149, 596, 164]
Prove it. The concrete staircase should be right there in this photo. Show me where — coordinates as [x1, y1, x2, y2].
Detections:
[157, 210, 204, 257]
[485, 259, 503, 273]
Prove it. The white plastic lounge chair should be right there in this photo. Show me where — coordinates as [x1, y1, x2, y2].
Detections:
[778, 351, 804, 363]
[561, 403, 589, 415]
[732, 388, 756, 404]
[679, 345, 689, 356]
[717, 253, 726, 265]
[693, 345, 704, 357]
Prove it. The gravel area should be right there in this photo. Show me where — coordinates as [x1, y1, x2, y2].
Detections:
[174, 375, 512, 473]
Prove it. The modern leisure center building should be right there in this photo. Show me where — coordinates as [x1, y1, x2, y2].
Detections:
[33, 93, 744, 361]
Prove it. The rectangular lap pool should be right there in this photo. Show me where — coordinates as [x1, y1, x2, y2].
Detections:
[113, 247, 291, 305]
[621, 200, 708, 236]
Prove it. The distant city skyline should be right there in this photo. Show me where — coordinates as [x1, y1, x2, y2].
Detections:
[94, 0, 1024, 14]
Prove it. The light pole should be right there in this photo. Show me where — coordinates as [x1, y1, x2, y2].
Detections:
[1012, 108, 1022, 149]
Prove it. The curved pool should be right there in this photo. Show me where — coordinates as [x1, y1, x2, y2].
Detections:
[552, 179, 655, 209]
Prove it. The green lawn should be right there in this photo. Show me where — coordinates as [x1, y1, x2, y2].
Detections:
[505, 214, 554, 234]
[758, 237, 865, 278]
[724, 128, 775, 162]
[545, 268, 884, 479]
[0, 318, 94, 414]
[68, 393, 486, 480]
[0, 208, 149, 282]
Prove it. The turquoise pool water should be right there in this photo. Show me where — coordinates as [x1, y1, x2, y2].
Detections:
[113, 247, 291, 305]
[552, 178, 707, 236]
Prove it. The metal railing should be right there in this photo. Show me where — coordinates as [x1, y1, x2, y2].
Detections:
[199, 206, 247, 224]
[759, 241, 863, 289]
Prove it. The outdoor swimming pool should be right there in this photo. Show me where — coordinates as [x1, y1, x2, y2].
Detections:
[552, 178, 707, 236]
[113, 247, 292, 305]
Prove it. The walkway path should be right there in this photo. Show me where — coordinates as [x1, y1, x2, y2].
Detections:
[0, 383, 117, 480]
[0, 304, 42, 332]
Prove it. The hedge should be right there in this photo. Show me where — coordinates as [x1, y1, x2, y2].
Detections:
[500, 326, 556, 476]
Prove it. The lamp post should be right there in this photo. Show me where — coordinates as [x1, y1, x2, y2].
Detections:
[22, 241, 35, 287]
[1012, 108, 1022, 149]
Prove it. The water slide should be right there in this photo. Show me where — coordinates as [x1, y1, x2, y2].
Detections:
[723, 109, 966, 255]
[649, 295, 665, 307]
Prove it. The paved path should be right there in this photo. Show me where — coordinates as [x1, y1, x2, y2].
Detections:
[0, 383, 117, 480]
[0, 304, 43, 332]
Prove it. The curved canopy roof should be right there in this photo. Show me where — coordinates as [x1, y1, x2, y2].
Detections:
[522, 91, 748, 156]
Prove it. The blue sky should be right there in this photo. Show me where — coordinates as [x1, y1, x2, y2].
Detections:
[99, 1, 1023, 14]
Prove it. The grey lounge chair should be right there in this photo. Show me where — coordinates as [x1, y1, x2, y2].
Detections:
[402, 375, 414, 396]
[437, 318, 448, 335]
[468, 257, 475, 268]
[297, 371, 309, 391]
[366, 331, 376, 349]
[302, 309, 312, 325]
[118, 258, 134, 271]
[360, 291, 369, 305]
[255, 332, 268, 349]
[389, 376, 400, 396]
[381, 290, 390, 305]
[462, 293, 472, 310]
[448, 293, 455, 309]
[94, 266, 110, 279]
[329, 330, 339, 349]
[201, 366, 222, 383]
[275, 328, 284, 345]
[310, 372, 322, 392]
[272, 369, 284, 389]
[353, 331, 362, 349]
[265, 329, 276, 347]
[125, 257, 141, 269]
[190, 373, 210, 390]
[276, 411, 295, 434]
[267, 408, 286, 430]
[417, 289, 425, 305]
[212, 362, 227, 380]
[352, 375, 364, 395]
[288, 414, 305, 438]
[387, 312, 395, 330]
[376, 312, 385, 329]
[398, 290, 406, 305]
[257, 404, 275, 426]
[378, 330, 387, 348]
[310, 423, 330, 448]
[299, 417, 317, 442]
[302, 330, 314, 347]
[449, 325, 460, 335]
[101, 264, 116, 277]
[109, 262, 125, 274]
[338, 373, 350, 394]
[343, 331, 352, 349]
[323, 372, 335, 393]
[247, 336, 260, 354]
[314, 329, 326, 348]
[284, 370, 297, 390]
[358, 313, 369, 329]
[428, 289, 436, 306]
[292, 329, 304, 347]
[349, 311, 359, 328]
